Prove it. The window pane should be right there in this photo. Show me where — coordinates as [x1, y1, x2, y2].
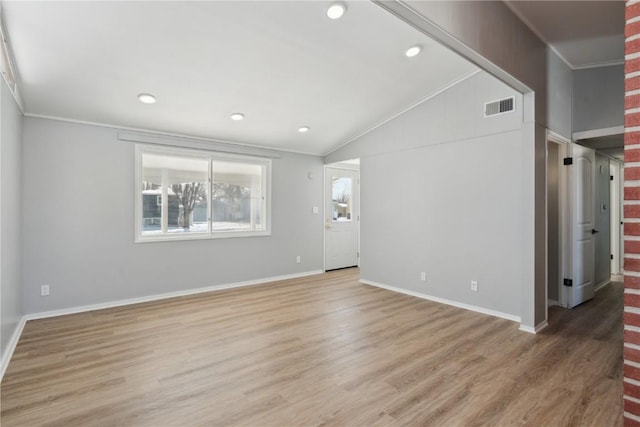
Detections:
[332, 176, 353, 222]
[141, 164, 162, 233]
[212, 160, 264, 232]
[141, 153, 209, 236]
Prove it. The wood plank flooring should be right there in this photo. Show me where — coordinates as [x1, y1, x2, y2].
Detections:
[1, 269, 622, 426]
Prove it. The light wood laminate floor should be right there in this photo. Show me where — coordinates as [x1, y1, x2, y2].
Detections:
[1, 269, 622, 426]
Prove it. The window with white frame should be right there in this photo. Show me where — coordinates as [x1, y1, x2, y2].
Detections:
[135, 145, 270, 242]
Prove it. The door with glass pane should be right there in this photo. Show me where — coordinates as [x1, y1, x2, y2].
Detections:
[325, 167, 359, 271]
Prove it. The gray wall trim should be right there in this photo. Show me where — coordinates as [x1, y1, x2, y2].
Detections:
[0, 317, 25, 381]
[118, 131, 281, 159]
[573, 126, 624, 141]
[25, 113, 315, 157]
[573, 61, 624, 71]
[0, 9, 25, 113]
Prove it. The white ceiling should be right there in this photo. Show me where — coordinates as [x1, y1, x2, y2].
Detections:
[2, 1, 478, 156]
[577, 134, 624, 160]
[505, 0, 624, 69]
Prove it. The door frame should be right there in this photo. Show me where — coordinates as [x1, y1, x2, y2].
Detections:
[610, 159, 624, 275]
[546, 130, 571, 310]
[323, 163, 360, 272]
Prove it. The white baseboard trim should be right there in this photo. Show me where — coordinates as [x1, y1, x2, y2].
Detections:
[519, 320, 549, 334]
[548, 299, 559, 307]
[595, 279, 611, 293]
[1, 316, 27, 382]
[359, 278, 521, 323]
[26, 270, 324, 321]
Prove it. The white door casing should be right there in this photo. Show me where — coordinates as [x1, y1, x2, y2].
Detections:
[546, 130, 570, 312]
[325, 167, 359, 271]
[610, 161, 623, 275]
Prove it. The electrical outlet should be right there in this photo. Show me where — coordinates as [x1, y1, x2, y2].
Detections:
[312, 206, 319, 214]
[420, 272, 426, 281]
[470, 280, 478, 292]
[41, 284, 50, 296]
[296, 255, 301, 264]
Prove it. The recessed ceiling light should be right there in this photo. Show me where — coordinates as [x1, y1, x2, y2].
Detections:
[230, 113, 245, 121]
[298, 126, 310, 133]
[327, 2, 346, 19]
[137, 93, 157, 104]
[405, 45, 422, 58]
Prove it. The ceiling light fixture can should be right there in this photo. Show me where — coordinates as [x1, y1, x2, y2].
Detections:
[231, 113, 245, 121]
[298, 126, 310, 133]
[405, 45, 422, 58]
[137, 93, 157, 104]
[327, 2, 346, 19]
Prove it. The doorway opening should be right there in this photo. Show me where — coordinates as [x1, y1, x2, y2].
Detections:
[324, 159, 360, 272]
[547, 132, 624, 313]
[547, 132, 569, 310]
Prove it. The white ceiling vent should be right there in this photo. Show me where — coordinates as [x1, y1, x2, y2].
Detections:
[484, 96, 515, 118]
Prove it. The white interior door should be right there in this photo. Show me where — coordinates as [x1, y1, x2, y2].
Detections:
[325, 167, 359, 271]
[569, 143, 596, 308]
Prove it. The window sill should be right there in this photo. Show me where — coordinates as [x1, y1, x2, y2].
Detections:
[135, 230, 271, 243]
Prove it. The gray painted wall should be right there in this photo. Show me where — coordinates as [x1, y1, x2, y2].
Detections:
[326, 71, 522, 162]
[573, 65, 624, 133]
[330, 71, 525, 318]
[1, 78, 24, 359]
[594, 152, 611, 287]
[22, 117, 324, 314]
[547, 51, 573, 140]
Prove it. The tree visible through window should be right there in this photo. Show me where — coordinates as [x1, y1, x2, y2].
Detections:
[172, 182, 207, 230]
[332, 176, 353, 222]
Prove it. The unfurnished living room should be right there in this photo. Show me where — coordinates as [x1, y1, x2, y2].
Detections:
[0, 1, 632, 426]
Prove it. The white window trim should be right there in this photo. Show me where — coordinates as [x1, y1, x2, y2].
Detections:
[135, 144, 272, 243]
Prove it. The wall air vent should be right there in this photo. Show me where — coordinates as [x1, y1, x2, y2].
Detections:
[484, 96, 515, 117]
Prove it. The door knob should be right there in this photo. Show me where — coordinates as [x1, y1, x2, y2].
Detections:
[591, 229, 599, 234]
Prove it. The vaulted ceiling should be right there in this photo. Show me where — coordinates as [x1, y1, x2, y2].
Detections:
[1, 1, 477, 156]
[2, 1, 626, 156]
